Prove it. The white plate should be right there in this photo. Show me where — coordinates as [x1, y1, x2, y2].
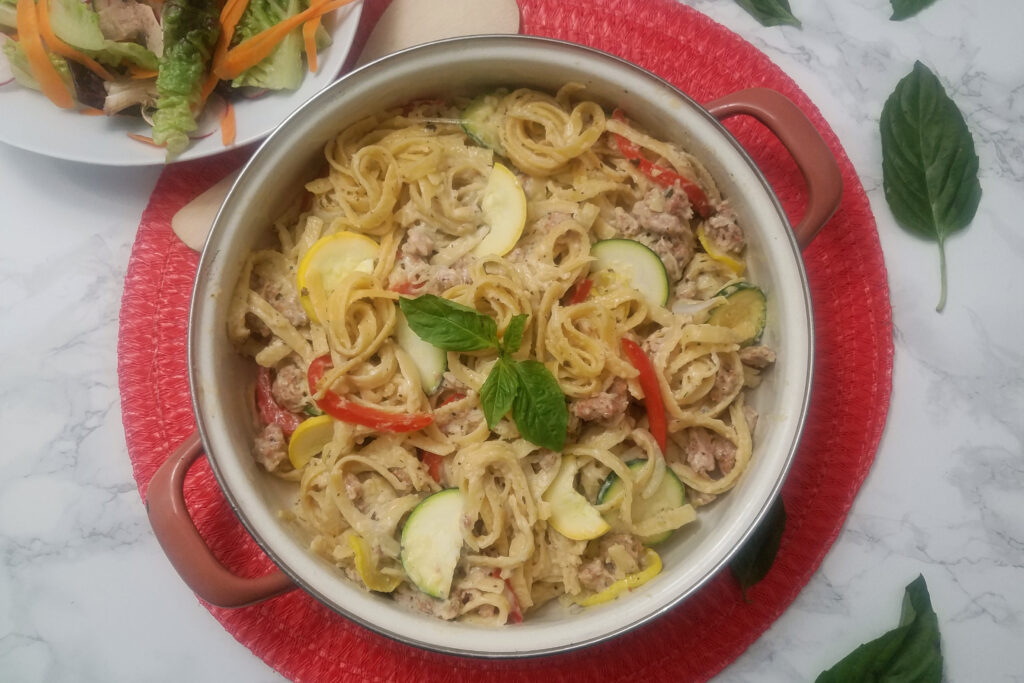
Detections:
[0, 2, 362, 166]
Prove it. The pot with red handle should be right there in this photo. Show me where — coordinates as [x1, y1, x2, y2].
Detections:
[147, 35, 841, 657]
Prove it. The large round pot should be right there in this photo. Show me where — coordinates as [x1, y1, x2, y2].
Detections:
[148, 35, 840, 658]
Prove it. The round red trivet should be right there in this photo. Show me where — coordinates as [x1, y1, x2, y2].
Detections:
[117, 0, 893, 680]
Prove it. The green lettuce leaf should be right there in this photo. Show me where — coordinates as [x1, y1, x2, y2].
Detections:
[231, 0, 304, 90]
[2, 39, 73, 93]
[92, 40, 160, 71]
[0, 0, 16, 30]
[152, 0, 220, 157]
[48, 0, 106, 50]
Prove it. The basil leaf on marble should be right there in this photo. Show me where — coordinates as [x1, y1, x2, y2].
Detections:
[734, 0, 801, 28]
[890, 0, 941, 21]
[511, 360, 569, 452]
[880, 61, 981, 312]
[479, 356, 520, 428]
[399, 294, 499, 351]
[502, 314, 528, 355]
[730, 496, 786, 600]
[816, 575, 943, 683]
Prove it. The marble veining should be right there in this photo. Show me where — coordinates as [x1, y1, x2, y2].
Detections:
[1, 0, 1023, 680]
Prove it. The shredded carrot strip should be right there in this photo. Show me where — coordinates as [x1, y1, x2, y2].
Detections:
[37, 0, 113, 81]
[217, 0, 354, 80]
[128, 66, 159, 79]
[127, 132, 166, 147]
[220, 99, 236, 146]
[201, 0, 250, 104]
[16, 0, 73, 108]
[301, 18, 319, 72]
[79, 106, 105, 115]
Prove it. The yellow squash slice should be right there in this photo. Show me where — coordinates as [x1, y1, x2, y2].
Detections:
[297, 231, 380, 321]
[287, 414, 334, 469]
[473, 163, 527, 258]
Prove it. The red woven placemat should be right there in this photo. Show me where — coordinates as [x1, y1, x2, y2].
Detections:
[117, 0, 893, 680]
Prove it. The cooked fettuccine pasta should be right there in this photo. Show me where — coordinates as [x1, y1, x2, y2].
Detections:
[229, 85, 776, 624]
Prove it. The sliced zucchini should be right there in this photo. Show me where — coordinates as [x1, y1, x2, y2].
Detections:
[473, 162, 527, 258]
[590, 238, 670, 307]
[706, 282, 767, 345]
[461, 93, 507, 155]
[597, 460, 687, 545]
[400, 488, 465, 598]
[543, 455, 610, 541]
[396, 309, 447, 394]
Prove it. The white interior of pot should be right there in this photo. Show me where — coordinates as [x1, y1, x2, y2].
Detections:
[190, 36, 812, 657]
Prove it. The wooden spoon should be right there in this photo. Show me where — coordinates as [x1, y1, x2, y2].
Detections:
[172, 0, 520, 252]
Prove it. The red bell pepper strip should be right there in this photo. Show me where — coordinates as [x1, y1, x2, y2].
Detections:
[566, 278, 594, 305]
[307, 355, 434, 433]
[389, 280, 421, 295]
[611, 110, 712, 218]
[256, 367, 302, 436]
[419, 450, 444, 483]
[491, 569, 524, 624]
[620, 338, 667, 453]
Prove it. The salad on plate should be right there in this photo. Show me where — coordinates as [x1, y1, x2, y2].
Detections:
[0, 0, 354, 159]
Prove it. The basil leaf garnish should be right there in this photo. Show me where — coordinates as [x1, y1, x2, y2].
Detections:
[730, 496, 786, 601]
[511, 360, 569, 451]
[890, 0, 940, 20]
[734, 0, 801, 28]
[479, 356, 519, 428]
[501, 314, 528, 354]
[816, 575, 943, 682]
[399, 294, 499, 351]
[880, 61, 981, 311]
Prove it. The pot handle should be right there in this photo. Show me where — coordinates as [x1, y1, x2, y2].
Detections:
[146, 431, 295, 607]
[705, 88, 842, 248]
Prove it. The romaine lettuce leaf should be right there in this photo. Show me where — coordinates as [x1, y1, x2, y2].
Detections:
[48, 0, 106, 51]
[0, 0, 15, 30]
[151, 0, 220, 157]
[92, 40, 160, 70]
[231, 0, 304, 91]
[3, 39, 74, 93]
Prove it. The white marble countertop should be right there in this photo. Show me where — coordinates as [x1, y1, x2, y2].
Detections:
[2, 0, 1022, 680]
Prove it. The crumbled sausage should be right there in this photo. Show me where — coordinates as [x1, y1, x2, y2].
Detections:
[708, 358, 741, 404]
[253, 423, 287, 472]
[739, 345, 776, 368]
[703, 201, 745, 254]
[569, 379, 629, 422]
[271, 362, 309, 413]
[254, 274, 308, 327]
[685, 427, 737, 476]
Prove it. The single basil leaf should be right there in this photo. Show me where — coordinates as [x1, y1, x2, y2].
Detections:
[399, 294, 498, 351]
[501, 314, 528, 354]
[734, 0, 801, 28]
[480, 356, 520, 428]
[816, 575, 942, 683]
[511, 360, 568, 451]
[730, 496, 786, 600]
[880, 61, 982, 311]
[890, 0, 940, 21]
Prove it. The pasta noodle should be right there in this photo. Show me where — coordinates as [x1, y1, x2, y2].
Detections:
[231, 85, 776, 624]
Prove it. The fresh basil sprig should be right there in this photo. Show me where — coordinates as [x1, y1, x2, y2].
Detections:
[880, 61, 981, 312]
[890, 0, 940, 21]
[399, 295, 568, 451]
[734, 0, 801, 28]
[816, 575, 943, 682]
[730, 496, 786, 601]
